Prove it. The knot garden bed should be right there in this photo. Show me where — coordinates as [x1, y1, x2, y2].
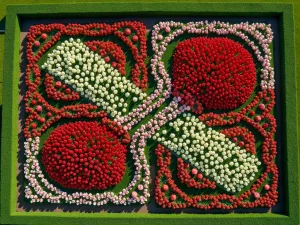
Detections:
[1, 2, 299, 225]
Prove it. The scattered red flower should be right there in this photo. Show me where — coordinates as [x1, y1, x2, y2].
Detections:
[177, 158, 216, 189]
[85, 41, 126, 76]
[34, 41, 40, 47]
[44, 74, 80, 101]
[132, 35, 138, 42]
[41, 33, 48, 40]
[220, 127, 256, 154]
[124, 28, 131, 36]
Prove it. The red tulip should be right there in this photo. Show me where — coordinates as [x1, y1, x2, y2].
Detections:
[41, 33, 48, 40]
[34, 41, 40, 47]
[124, 28, 131, 36]
[132, 35, 138, 42]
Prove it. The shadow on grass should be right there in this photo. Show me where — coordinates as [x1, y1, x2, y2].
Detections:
[0, 16, 5, 31]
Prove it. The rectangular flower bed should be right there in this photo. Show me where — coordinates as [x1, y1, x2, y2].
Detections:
[1, 2, 298, 225]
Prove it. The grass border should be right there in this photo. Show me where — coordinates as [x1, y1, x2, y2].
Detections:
[1, 2, 298, 225]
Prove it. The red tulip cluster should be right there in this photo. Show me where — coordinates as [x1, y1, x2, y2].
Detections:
[112, 21, 148, 90]
[220, 127, 256, 154]
[44, 74, 80, 101]
[200, 90, 276, 137]
[24, 90, 107, 138]
[42, 121, 127, 190]
[261, 135, 277, 164]
[172, 37, 256, 114]
[85, 41, 126, 75]
[101, 117, 131, 145]
[26, 24, 65, 66]
[176, 158, 216, 189]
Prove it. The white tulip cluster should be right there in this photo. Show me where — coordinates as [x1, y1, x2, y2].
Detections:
[42, 38, 146, 118]
[153, 113, 260, 193]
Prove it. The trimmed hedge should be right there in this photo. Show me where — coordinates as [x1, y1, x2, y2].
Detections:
[1, 2, 298, 225]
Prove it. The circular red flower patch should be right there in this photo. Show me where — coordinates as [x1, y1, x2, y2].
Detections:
[172, 37, 256, 113]
[41, 121, 127, 191]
